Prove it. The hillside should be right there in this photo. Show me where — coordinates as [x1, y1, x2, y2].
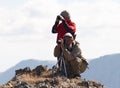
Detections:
[0, 65, 104, 88]
[83, 53, 120, 88]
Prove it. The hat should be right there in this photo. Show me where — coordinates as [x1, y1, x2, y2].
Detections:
[60, 10, 70, 19]
[64, 33, 73, 39]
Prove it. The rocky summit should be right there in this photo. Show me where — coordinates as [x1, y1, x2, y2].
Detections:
[0, 65, 105, 88]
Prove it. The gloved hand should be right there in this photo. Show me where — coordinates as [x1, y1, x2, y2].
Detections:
[56, 15, 64, 22]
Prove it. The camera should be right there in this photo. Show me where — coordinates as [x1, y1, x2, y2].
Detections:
[57, 15, 63, 20]
[57, 40, 62, 44]
[57, 39, 66, 47]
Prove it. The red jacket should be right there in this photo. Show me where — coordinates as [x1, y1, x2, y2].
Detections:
[52, 20, 76, 42]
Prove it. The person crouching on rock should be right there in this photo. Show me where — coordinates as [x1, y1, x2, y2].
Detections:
[54, 33, 88, 78]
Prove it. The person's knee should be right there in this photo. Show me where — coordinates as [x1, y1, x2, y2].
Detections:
[54, 45, 61, 57]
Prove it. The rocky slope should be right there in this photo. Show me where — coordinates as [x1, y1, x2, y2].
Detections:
[0, 59, 56, 84]
[0, 65, 105, 88]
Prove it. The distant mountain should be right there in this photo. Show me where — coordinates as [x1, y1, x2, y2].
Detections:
[82, 53, 120, 88]
[0, 59, 56, 84]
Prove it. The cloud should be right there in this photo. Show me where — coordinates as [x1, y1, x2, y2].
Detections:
[3, 3, 119, 33]
[0, 0, 120, 72]
[0, 0, 28, 9]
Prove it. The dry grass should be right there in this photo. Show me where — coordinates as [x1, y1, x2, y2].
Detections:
[16, 70, 53, 83]
[18, 69, 82, 84]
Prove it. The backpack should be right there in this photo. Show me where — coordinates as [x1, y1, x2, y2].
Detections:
[80, 57, 88, 73]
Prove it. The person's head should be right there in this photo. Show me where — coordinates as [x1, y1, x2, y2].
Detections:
[60, 10, 70, 20]
[64, 33, 74, 45]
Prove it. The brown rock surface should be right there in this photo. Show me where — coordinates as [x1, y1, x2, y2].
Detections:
[0, 65, 105, 88]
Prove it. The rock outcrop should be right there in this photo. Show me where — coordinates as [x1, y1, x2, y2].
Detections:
[0, 65, 105, 88]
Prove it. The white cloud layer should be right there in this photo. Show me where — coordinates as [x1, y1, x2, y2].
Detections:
[0, 0, 120, 72]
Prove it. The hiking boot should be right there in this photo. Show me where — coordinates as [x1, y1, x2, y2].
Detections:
[73, 74, 81, 78]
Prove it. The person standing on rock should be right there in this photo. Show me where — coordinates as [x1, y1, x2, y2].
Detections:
[54, 33, 88, 78]
[52, 10, 76, 67]
[52, 10, 76, 43]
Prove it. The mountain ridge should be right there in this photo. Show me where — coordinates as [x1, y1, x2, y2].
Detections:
[82, 53, 120, 88]
[0, 59, 56, 84]
[0, 53, 120, 88]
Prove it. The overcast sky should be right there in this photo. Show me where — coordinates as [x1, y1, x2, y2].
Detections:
[0, 0, 120, 72]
